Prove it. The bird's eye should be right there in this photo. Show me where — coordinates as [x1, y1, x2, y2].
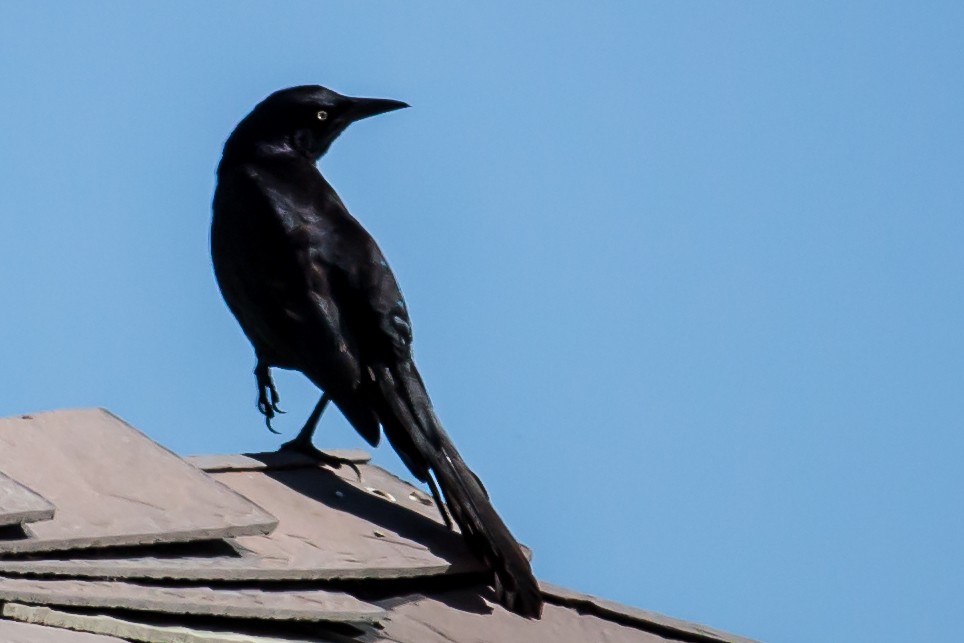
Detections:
[316, 110, 328, 121]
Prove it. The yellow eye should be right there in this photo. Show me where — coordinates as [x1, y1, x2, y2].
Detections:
[316, 110, 328, 121]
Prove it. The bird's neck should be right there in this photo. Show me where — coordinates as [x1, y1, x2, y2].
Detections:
[219, 136, 320, 173]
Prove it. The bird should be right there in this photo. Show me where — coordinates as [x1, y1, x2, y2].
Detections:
[210, 85, 543, 618]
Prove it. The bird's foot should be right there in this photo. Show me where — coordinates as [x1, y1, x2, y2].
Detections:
[280, 436, 362, 481]
[255, 363, 285, 434]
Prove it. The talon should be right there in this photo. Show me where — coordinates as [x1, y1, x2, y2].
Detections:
[345, 460, 362, 482]
[255, 360, 284, 433]
[280, 439, 361, 480]
[269, 383, 284, 414]
[257, 397, 270, 418]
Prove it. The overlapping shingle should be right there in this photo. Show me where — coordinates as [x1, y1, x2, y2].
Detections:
[0, 456, 480, 582]
[0, 408, 758, 643]
[0, 577, 382, 624]
[0, 613, 125, 642]
[2, 603, 337, 643]
[0, 472, 54, 528]
[0, 409, 277, 554]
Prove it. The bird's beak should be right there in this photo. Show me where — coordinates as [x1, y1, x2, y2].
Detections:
[344, 96, 410, 122]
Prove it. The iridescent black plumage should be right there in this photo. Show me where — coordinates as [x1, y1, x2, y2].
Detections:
[211, 85, 542, 618]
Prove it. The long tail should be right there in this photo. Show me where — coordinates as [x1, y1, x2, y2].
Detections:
[372, 360, 543, 618]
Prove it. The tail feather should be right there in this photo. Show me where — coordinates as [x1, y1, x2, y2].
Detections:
[373, 361, 543, 618]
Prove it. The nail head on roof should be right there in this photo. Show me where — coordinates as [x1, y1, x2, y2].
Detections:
[366, 487, 396, 503]
[408, 490, 433, 506]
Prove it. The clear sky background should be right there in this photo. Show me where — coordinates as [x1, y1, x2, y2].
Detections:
[1, 3, 961, 642]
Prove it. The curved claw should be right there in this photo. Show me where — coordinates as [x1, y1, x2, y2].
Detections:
[264, 416, 282, 435]
[257, 397, 282, 434]
[255, 361, 285, 433]
[280, 439, 362, 481]
[346, 460, 362, 482]
[267, 380, 285, 415]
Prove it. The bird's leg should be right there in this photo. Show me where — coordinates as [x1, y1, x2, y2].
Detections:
[280, 393, 361, 480]
[281, 393, 329, 452]
[255, 360, 284, 434]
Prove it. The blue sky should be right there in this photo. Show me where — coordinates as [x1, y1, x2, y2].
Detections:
[1, 3, 962, 641]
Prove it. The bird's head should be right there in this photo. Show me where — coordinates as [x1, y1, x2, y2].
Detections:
[223, 85, 409, 163]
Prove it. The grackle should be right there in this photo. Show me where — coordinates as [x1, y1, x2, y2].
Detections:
[211, 85, 542, 618]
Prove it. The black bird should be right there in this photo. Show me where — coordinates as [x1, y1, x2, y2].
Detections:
[211, 85, 543, 618]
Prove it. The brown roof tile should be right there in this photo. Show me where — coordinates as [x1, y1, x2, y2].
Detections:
[0, 458, 480, 583]
[0, 472, 55, 528]
[2, 603, 328, 643]
[0, 613, 125, 642]
[0, 409, 276, 554]
[0, 408, 757, 643]
[0, 577, 382, 624]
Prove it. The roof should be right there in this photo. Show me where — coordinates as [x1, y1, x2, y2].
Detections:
[0, 408, 758, 643]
